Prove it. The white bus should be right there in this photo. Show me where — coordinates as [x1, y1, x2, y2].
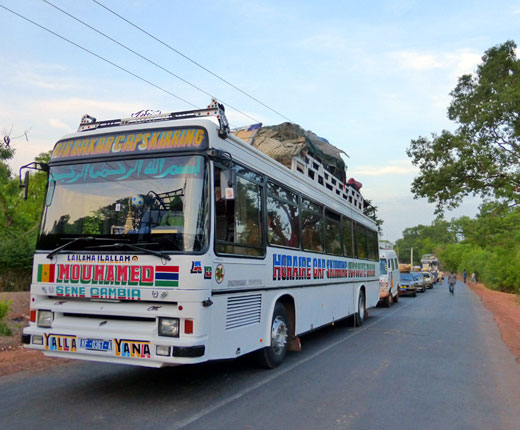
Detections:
[21, 101, 380, 368]
[378, 247, 400, 307]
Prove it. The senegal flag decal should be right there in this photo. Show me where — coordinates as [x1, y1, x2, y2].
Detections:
[37, 264, 55, 283]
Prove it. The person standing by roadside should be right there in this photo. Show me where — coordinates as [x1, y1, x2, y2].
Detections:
[448, 271, 457, 294]
[471, 272, 477, 283]
[439, 270, 444, 283]
[463, 269, 467, 284]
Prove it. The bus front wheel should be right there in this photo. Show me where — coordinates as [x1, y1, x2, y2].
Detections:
[256, 303, 289, 369]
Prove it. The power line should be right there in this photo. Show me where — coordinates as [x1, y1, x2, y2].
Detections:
[92, 0, 294, 123]
[42, 0, 261, 124]
[0, 4, 200, 109]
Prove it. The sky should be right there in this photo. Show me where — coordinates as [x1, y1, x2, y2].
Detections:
[1, 0, 519, 242]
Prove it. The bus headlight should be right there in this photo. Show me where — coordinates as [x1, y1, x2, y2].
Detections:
[158, 318, 179, 337]
[37, 310, 53, 328]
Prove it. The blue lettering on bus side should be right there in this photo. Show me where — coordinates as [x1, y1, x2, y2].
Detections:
[273, 253, 312, 281]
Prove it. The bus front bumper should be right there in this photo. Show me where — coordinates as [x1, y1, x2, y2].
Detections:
[22, 326, 208, 368]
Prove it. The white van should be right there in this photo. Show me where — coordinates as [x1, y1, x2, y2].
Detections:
[379, 248, 400, 307]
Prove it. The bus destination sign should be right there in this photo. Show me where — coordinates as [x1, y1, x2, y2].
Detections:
[51, 126, 208, 161]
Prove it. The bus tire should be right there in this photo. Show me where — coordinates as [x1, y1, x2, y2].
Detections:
[355, 290, 366, 327]
[256, 303, 289, 369]
[383, 293, 391, 308]
[393, 290, 399, 303]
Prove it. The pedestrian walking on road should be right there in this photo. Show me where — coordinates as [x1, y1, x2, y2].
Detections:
[448, 271, 456, 295]
[463, 269, 467, 284]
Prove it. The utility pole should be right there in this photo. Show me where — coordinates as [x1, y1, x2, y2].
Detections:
[410, 247, 414, 266]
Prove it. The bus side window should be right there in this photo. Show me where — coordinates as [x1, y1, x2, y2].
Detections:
[301, 198, 323, 252]
[342, 216, 354, 258]
[325, 209, 342, 256]
[214, 165, 264, 257]
[266, 182, 300, 248]
[354, 222, 368, 259]
[367, 228, 378, 261]
[214, 168, 229, 242]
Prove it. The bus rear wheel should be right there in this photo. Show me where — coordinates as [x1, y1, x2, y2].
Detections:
[383, 293, 392, 308]
[355, 291, 366, 327]
[256, 303, 289, 369]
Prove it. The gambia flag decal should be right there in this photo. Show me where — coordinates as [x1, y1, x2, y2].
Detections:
[37, 264, 55, 283]
[154, 266, 179, 287]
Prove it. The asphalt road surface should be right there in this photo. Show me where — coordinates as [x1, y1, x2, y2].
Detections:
[2, 280, 520, 430]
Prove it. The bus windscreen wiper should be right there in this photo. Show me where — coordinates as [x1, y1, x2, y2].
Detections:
[85, 242, 171, 261]
[47, 236, 95, 259]
[46, 237, 128, 259]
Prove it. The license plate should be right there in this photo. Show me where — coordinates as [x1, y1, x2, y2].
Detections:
[80, 338, 112, 352]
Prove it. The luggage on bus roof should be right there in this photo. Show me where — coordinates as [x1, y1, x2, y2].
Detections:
[232, 122, 347, 181]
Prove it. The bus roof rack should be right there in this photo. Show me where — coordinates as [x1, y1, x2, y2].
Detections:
[77, 98, 230, 138]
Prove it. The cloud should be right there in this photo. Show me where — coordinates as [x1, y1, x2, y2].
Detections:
[296, 29, 351, 55]
[392, 51, 443, 71]
[350, 161, 419, 177]
[390, 49, 481, 75]
[14, 71, 75, 91]
[48, 119, 71, 131]
[38, 98, 143, 121]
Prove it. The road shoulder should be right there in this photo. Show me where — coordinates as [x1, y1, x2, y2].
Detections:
[466, 281, 520, 363]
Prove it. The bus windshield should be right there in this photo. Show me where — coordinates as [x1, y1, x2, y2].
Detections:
[38, 155, 209, 253]
[379, 259, 388, 275]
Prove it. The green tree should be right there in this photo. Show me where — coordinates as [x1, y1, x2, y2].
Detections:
[407, 41, 520, 214]
[363, 199, 383, 235]
[395, 219, 457, 265]
[0, 136, 50, 290]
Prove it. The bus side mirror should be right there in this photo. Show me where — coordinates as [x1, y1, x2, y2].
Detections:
[19, 170, 30, 200]
[19, 162, 49, 200]
[23, 171, 30, 200]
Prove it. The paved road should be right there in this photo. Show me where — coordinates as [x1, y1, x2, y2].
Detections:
[1, 280, 519, 430]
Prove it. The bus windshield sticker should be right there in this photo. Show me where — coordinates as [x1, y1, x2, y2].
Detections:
[52, 157, 202, 184]
[51, 127, 208, 160]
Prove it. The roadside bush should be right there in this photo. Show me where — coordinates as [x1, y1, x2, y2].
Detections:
[438, 243, 466, 272]
[0, 297, 12, 336]
[0, 269, 32, 292]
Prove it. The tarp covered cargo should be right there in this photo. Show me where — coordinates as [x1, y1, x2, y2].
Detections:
[232, 122, 347, 181]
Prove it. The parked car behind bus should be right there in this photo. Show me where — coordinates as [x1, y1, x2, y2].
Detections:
[412, 272, 426, 293]
[422, 272, 433, 289]
[399, 272, 417, 297]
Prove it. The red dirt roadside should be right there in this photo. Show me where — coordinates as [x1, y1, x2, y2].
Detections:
[466, 281, 520, 363]
[1, 282, 519, 377]
[0, 292, 73, 377]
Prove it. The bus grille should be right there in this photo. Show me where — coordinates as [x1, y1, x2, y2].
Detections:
[226, 294, 262, 330]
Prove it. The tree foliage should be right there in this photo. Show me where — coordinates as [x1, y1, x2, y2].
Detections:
[395, 219, 457, 265]
[395, 203, 520, 293]
[407, 41, 520, 214]
[0, 138, 49, 290]
[363, 199, 384, 235]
